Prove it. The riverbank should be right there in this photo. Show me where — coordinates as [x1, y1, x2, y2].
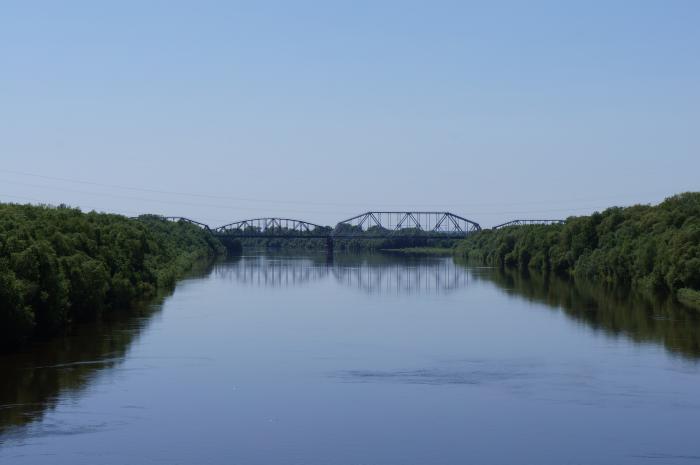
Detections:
[0, 204, 226, 349]
[454, 192, 700, 308]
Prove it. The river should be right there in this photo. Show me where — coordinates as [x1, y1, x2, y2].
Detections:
[1, 252, 700, 465]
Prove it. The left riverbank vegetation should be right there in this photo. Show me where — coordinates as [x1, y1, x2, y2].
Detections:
[0, 203, 228, 349]
[455, 192, 700, 309]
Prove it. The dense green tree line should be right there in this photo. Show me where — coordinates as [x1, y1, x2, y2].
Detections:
[0, 204, 225, 348]
[231, 225, 453, 252]
[455, 192, 700, 306]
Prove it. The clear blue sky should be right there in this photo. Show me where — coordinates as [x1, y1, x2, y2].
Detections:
[1, 1, 698, 227]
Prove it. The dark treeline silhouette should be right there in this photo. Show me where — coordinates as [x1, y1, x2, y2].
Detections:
[228, 224, 458, 251]
[0, 204, 225, 349]
[238, 236, 329, 250]
[455, 192, 700, 308]
[468, 264, 700, 359]
[238, 237, 456, 253]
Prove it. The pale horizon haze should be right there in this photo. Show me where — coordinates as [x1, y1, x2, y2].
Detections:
[1, 1, 698, 227]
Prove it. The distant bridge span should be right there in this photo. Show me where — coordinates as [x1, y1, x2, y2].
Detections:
[492, 219, 565, 230]
[337, 211, 481, 236]
[156, 213, 564, 238]
[214, 217, 327, 235]
[210, 211, 481, 239]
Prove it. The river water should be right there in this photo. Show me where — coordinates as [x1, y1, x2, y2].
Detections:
[1, 252, 700, 465]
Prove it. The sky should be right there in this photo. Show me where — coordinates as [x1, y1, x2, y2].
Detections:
[1, 1, 698, 228]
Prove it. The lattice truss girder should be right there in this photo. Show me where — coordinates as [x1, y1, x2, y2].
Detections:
[492, 219, 565, 230]
[214, 218, 324, 234]
[336, 211, 481, 235]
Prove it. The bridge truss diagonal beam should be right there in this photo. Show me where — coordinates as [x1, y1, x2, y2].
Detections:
[335, 211, 480, 238]
[142, 211, 482, 239]
[213, 217, 327, 235]
[492, 219, 565, 230]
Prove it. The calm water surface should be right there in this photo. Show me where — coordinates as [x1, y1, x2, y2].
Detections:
[1, 252, 700, 465]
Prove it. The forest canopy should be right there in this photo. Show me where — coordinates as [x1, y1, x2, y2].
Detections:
[0, 203, 225, 348]
[455, 192, 700, 305]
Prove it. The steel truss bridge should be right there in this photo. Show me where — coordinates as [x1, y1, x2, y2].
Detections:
[214, 217, 330, 237]
[164, 211, 482, 239]
[158, 212, 565, 239]
[336, 211, 481, 237]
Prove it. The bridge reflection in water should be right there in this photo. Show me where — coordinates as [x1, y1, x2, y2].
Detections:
[215, 256, 332, 289]
[3, 253, 700, 450]
[213, 254, 470, 294]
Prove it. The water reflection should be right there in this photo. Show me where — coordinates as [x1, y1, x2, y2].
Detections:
[0, 292, 168, 442]
[2, 252, 700, 462]
[216, 254, 700, 360]
[215, 256, 331, 288]
[470, 264, 700, 360]
[214, 254, 471, 294]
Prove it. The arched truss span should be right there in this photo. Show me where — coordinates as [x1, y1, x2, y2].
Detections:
[492, 219, 565, 230]
[214, 218, 327, 235]
[335, 211, 481, 236]
[163, 216, 212, 230]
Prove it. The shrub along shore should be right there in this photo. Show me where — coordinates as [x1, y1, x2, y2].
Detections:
[455, 193, 700, 309]
[0, 204, 226, 349]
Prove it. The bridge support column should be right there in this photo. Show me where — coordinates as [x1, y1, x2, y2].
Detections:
[325, 236, 334, 254]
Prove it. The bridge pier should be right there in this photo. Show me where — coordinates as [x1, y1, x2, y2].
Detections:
[325, 236, 334, 254]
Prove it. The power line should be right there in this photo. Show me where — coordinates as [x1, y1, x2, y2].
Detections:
[0, 167, 672, 209]
[0, 178, 359, 216]
[0, 193, 145, 217]
[0, 178, 629, 217]
[0, 168, 373, 207]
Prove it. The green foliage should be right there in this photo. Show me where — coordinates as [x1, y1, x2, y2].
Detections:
[678, 288, 700, 311]
[455, 192, 700, 298]
[0, 204, 225, 348]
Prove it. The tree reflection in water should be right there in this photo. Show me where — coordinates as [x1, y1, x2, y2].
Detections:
[467, 263, 700, 360]
[218, 254, 700, 359]
[2, 253, 699, 446]
[0, 298, 163, 440]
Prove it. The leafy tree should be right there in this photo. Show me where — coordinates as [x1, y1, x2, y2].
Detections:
[455, 193, 700, 305]
[0, 204, 226, 349]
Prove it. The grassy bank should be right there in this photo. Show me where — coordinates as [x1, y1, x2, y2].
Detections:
[455, 192, 700, 305]
[0, 204, 225, 348]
